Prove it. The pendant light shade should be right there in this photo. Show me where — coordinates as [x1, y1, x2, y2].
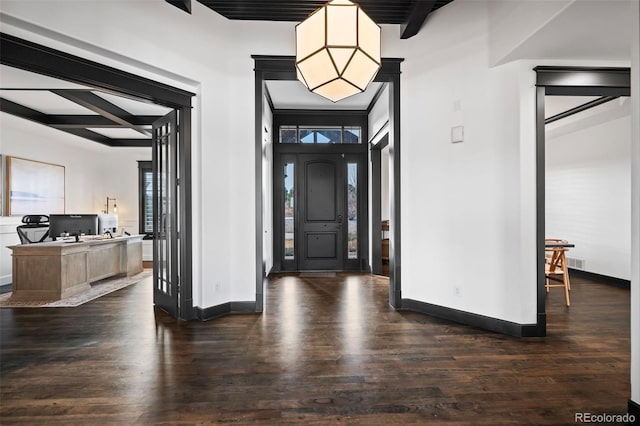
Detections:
[295, 0, 381, 102]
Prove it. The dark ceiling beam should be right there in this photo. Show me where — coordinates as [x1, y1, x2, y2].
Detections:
[0, 98, 151, 147]
[1, 33, 193, 108]
[60, 128, 121, 146]
[166, 0, 192, 14]
[108, 139, 153, 148]
[545, 96, 619, 125]
[51, 90, 152, 137]
[45, 115, 162, 128]
[401, 0, 437, 39]
[0, 97, 49, 122]
[52, 128, 151, 147]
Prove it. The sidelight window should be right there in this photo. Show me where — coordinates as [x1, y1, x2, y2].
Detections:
[284, 162, 295, 260]
[347, 162, 358, 259]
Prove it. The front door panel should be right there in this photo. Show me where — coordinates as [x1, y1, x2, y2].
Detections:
[299, 155, 344, 270]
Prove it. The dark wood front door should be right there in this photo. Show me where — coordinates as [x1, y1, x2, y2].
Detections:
[298, 154, 345, 270]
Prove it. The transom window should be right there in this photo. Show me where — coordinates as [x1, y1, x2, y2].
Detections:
[279, 126, 361, 144]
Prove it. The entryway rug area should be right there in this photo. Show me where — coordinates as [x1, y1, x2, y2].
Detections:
[298, 272, 337, 278]
[0, 271, 151, 308]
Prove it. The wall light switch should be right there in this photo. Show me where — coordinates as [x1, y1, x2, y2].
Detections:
[451, 125, 464, 143]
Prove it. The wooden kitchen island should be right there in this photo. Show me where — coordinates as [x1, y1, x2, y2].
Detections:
[8, 235, 143, 302]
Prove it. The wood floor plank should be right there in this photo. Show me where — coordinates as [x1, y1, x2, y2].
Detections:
[0, 272, 631, 424]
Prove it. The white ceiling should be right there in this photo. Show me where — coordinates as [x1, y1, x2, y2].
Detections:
[0, 65, 90, 90]
[545, 95, 630, 138]
[266, 80, 384, 110]
[0, 90, 102, 115]
[544, 96, 599, 119]
[500, 0, 633, 64]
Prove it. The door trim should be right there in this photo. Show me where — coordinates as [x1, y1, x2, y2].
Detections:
[0, 33, 195, 320]
[254, 55, 403, 311]
[370, 133, 389, 275]
[533, 66, 631, 337]
[272, 110, 369, 272]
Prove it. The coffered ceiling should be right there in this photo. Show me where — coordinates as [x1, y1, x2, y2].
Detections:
[173, 0, 456, 39]
[0, 65, 171, 148]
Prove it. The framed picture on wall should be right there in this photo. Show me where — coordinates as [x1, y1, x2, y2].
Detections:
[6, 156, 65, 216]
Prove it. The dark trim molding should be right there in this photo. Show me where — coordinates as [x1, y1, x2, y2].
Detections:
[254, 65, 265, 312]
[196, 301, 258, 321]
[178, 107, 195, 320]
[254, 55, 403, 312]
[137, 161, 152, 236]
[370, 133, 389, 276]
[629, 400, 640, 425]
[535, 86, 547, 337]
[401, 299, 540, 338]
[534, 66, 631, 94]
[366, 83, 387, 114]
[370, 148, 382, 275]
[388, 66, 402, 308]
[252, 55, 404, 83]
[0, 33, 194, 108]
[534, 66, 632, 339]
[569, 269, 631, 289]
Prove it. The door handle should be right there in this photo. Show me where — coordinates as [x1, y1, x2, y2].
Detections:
[337, 215, 343, 223]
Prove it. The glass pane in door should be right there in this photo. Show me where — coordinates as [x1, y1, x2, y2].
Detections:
[347, 162, 358, 259]
[284, 162, 295, 260]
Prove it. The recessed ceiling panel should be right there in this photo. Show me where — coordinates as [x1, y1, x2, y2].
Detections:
[545, 96, 629, 132]
[87, 128, 150, 139]
[266, 80, 383, 110]
[545, 96, 599, 119]
[0, 90, 99, 115]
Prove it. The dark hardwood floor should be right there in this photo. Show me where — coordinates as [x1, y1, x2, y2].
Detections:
[0, 272, 631, 424]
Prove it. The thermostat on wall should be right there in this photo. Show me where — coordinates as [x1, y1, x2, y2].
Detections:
[451, 125, 464, 143]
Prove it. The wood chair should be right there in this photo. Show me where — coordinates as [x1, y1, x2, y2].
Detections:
[545, 238, 571, 306]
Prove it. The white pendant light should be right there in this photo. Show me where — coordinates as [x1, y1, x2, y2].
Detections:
[295, 0, 381, 103]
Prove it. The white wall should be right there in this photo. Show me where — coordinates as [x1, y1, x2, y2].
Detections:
[262, 93, 274, 275]
[368, 84, 389, 143]
[489, 0, 632, 66]
[488, 0, 572, 66]
[381, 1, 538, 323]
[0, 112, 151, 284]
[546, 100, 631, 280]
[630, 0, 639, 407]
